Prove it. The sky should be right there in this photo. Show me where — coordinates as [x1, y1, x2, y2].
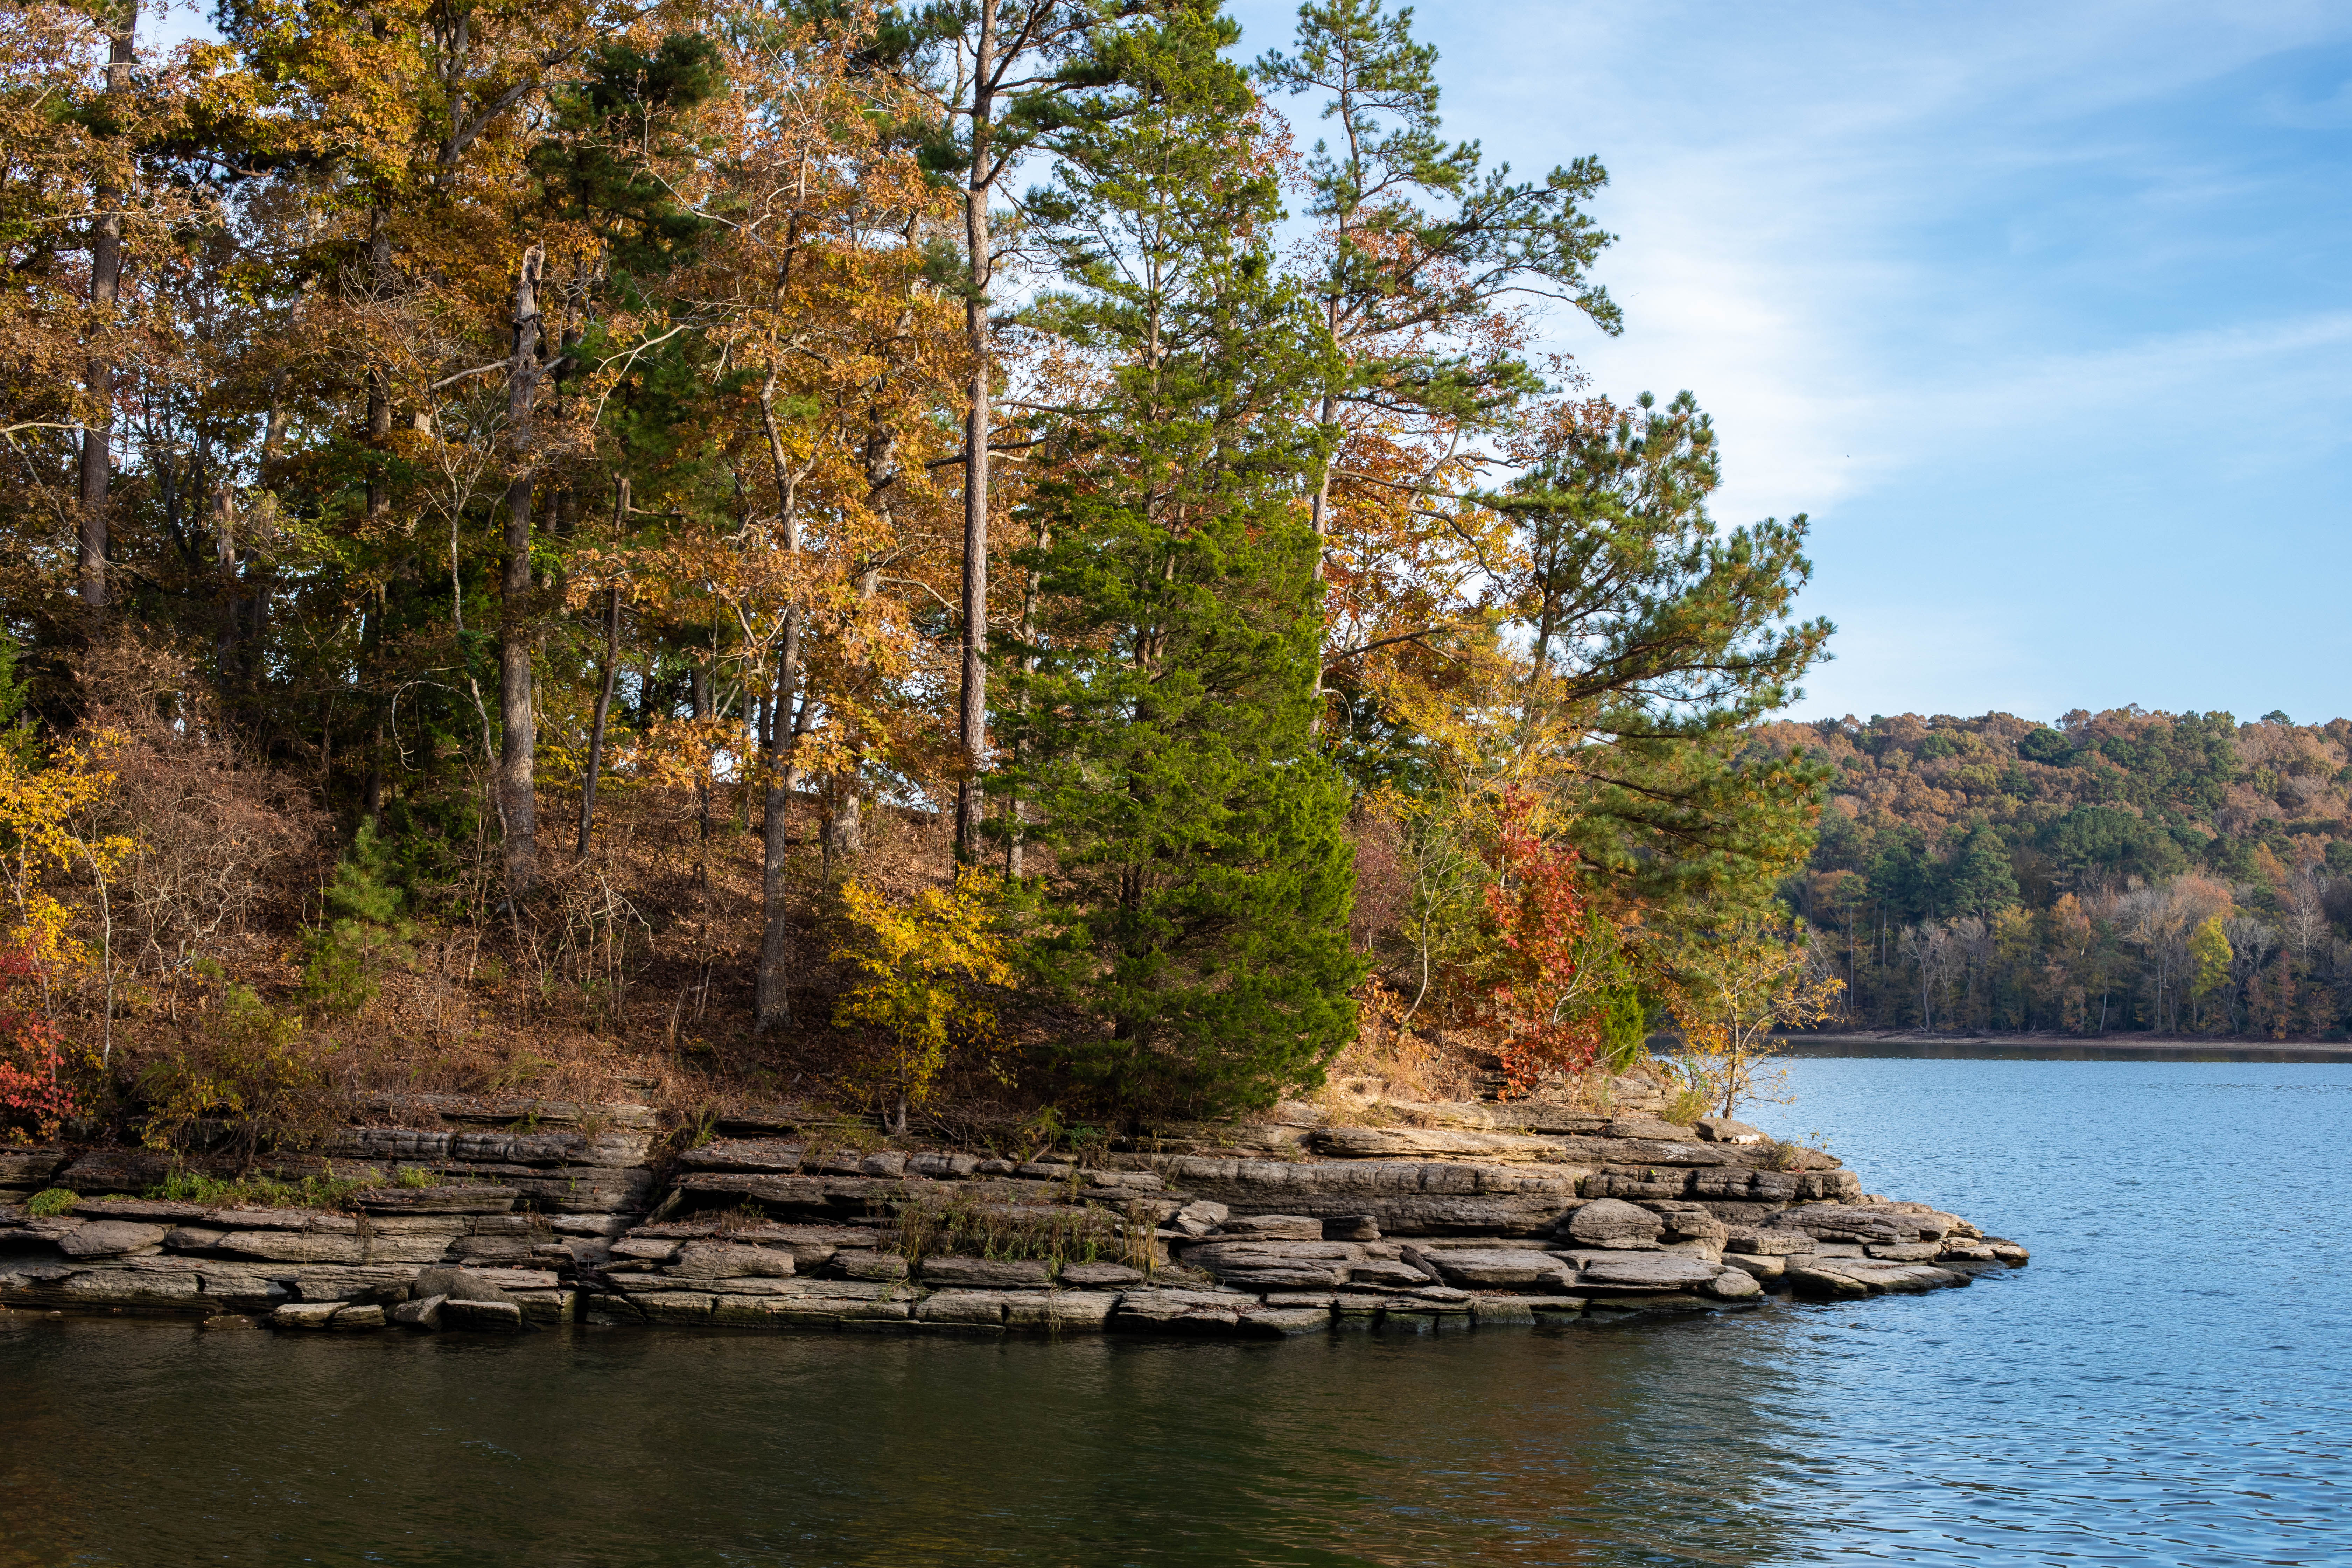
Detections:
[1230, 0, 2352, 726]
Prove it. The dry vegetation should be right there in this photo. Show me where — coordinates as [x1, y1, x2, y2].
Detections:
[31, 662, 1537, 1143]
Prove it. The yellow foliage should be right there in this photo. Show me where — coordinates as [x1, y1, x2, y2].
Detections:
[0, 730, 134, 1000]
[833, 870, 1021, 1124]
[2189, 915, 2232, 1000]
[1667, 915, 1843, 1119]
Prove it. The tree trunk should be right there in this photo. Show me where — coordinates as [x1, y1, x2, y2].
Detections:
[364, 204, 392, 520]
[823, 780, 861, 881]
[754, 358, 806, 1035]
[578, 578, 621, 853]
[77, 4, 137, 612]
[1006, 518, 1045, 878]
[754, 611, 803, 1034]
[498, 244, 546, 896]
[952, 0, 998, 863]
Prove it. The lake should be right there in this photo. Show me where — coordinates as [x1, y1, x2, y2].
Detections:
[4, 1058, 2348, 1567]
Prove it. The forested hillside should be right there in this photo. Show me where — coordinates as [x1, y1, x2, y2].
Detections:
[1760, 709, 2352, 1037]
[0, 0, 1834, 1153]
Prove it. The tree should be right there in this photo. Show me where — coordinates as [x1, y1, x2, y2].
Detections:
[882, 0, 1203, 861]
[1945, 824, 2020, 918]
[300, 820, 418, 1014]
[995, 21, 1362, 1120]
[1255, 0, 1617, 627]
[1485, 392, 1834, 911]
[2188, 914, 2231, 1001]
[1668, 914, 1842, 1119]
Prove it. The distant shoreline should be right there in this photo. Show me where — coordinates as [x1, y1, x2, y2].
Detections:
[1771, 1032, 2352, 1063]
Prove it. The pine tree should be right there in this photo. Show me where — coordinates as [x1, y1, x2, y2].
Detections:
[994, 12, 1363, 1122]
[302, 821, 417, 1014]
[1945, 825, 2021, 918]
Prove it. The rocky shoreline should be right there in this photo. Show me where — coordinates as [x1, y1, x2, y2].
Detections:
[0, 1076, 2028, 1339]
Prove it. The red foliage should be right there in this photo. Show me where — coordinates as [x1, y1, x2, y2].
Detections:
[1480, 790, 1605, 1096]
[0, 946, 76, 1140]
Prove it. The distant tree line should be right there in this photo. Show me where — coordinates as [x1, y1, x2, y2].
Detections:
[1760, 709, 2352, 1036]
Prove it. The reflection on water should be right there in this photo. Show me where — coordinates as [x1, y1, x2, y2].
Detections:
[2, 1315, 1810, 1567]
[4, 1060, 2350, 1567]
[0, 1326, 1815, 1568]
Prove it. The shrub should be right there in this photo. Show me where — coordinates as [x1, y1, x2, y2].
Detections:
[0, 946, 80, 1140]
[25, 1186, 75, 1217]
[1662, 1083, 1711, 1127]
[833, 870, 1021, 1135]
[139, 985, 340, 1167]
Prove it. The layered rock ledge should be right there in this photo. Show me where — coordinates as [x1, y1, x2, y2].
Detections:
[0, 1092, 2028, 1339]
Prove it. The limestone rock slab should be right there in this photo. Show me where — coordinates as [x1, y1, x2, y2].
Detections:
[916, 1291, 1011, 1326]
[1007, 1292, 1117, 1331]
[441, 1298, 527, 1331]
[1572, 1253, 1721, 1292]
[1566, 1199, 1665, 1248]
[58, 1222, 168, 1259]
[667, 1242, 794, 1279]
[1058, 1261, 1144, 1289]
[273, 1301, 341, 1329]
[1424, 1249, 1573, 1290]
[1698, 1267, 1764, 1301]
[393, 1294, 446, 1329]
[1209, 1214, 1326, 1241]
[919, 1256, 1051, 1289]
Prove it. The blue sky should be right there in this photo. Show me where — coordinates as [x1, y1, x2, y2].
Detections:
[1231, 0, 2352, 725]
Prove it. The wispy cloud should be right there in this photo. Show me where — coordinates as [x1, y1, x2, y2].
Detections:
[1232, 0, 2352, 720]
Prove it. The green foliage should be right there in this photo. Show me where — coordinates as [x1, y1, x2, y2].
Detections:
[1493, 390, 1834, 914]
[2045, 804, 2187, 886]
[1256, 0, 1620, 429]
[146, 1166, 370, 1211]
[996, 26, 1364, 1123]
[532, 34, 727, 282]
[1944, 825, 2021, 918]
[1661, 1084, 1711, 1127]
[139, 985, 339, 1167]
[1596, 982, 1652, 1071]
[301, 822, 417, 1015]
[2018, 726, 2071, 765]
[0, 633, 35, 767]
[25, 1186, 75, 1217]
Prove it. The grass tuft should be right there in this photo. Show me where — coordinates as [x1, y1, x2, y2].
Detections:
[146, 1166, 372, 1211]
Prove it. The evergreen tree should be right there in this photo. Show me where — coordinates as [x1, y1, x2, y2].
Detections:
[995, 12, 1362, 1121]
[1255, 0, 1619, 566]
[1490, 392, 1834, 914]
[1945, 824, 2021, 918]
[302, 821, 417, 1014]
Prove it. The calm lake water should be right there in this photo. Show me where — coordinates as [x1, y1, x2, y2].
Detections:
[4, 1059, 2349, 1567]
